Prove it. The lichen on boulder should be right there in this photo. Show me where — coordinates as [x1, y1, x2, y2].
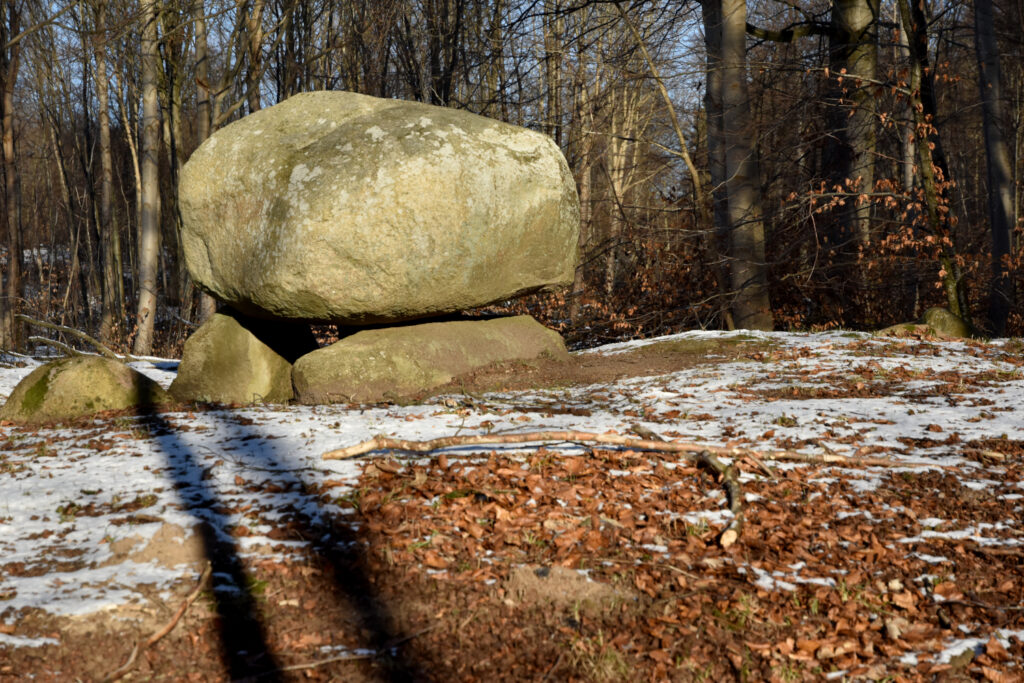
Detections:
[920, 306, 972, 338]
[178, 91, 579, 324]
[170, 308, 319, 405]
[875, 306, 973, 339]
[0, 356, 170, 424]
[292, 315, 569, 404]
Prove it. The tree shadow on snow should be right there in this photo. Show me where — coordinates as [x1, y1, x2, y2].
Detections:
[137, 393, 425, 681]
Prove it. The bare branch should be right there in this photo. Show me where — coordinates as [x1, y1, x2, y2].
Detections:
[322, 430, 905, 468]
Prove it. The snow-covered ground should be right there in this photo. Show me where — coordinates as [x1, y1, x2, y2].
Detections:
[1, 330, 1022, 661]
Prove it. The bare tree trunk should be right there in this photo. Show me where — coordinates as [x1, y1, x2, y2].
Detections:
[542, 0, 563, 146]
[481, 0, 504, 117]
[0, 0, 21, 349]
[194, 0, 217, 322]
[601, 79, 646, 297]
[133, 0, 162, 355]
[973, 0, 1015, 335]
[822, 0, 879, 320]
[702, 2, 735, 330]
[706, 0, 773, 330]
[897, 0, 969, 323]
[824, 0, 879, 248]
[94, 0, 122, 343]
[568, 57, 594, 322]
[246, 0, 265, 114]
[158, 4, 191, 340]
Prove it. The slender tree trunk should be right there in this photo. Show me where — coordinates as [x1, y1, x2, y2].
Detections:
[0, 0, 21, 349]
[246, 0, 265, 114]
[897, 0, 969, 322]
[194, 0, 217, 322]
[542, 0, 563, 146]
[707, 0, 773, 330]
[481, 0, 504, 116]
[824, 0, 879, 249]
[158, 6, 190, 336]
[95, 1, 122, 343]
[134, 0, 162, 355]
[973, 0, 1015, 335]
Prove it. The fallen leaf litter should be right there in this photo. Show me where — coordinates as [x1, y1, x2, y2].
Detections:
[0, 330, 1021, 680]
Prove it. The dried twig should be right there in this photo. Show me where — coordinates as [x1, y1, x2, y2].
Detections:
[17, 314, 139, 361]
[322, 430, 902, 468]
[277, 651, 374, 673]
[102, 563, 212, 682]
[274, 625, 437, 675]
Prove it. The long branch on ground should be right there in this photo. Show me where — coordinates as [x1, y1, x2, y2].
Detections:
[323, 430, 910, 468]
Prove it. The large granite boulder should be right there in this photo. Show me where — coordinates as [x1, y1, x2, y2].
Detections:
[170, 309, 319, 404]
[179, 91, 579, 324]
[292, 315, 569, 404]
[0, 356, 170, 424]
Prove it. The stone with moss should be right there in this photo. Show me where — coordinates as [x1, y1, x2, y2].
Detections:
[292, 315, 569, 404]
[0, 356, 170, 424]
[921, 307, 972, 338]
[178, 91, 579, 324]
[170, 308, 319, 405]
[875, 307, 973, 339]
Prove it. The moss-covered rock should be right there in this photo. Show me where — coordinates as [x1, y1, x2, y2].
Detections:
[0, 356, 170, 424]
[170, 309, 319, 404]
[875, 307, 973, 339]
[921, 307, 971, 338]
[292, 315, 569, 404]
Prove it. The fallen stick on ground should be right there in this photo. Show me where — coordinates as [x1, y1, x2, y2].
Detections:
[102, 562, 212, 682]
[274, 625, 437, 675]
[697, 451, 744, 548]
[322, 430, 902, 468]
[277, 652, 374, 673]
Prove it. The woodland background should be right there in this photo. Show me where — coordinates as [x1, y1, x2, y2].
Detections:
[0, 0, 1020, 357]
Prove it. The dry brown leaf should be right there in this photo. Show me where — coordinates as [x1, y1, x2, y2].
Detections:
[891, 591, 916, 609]
[985, 636, 1010, 662]
[422, 551, 448, 569]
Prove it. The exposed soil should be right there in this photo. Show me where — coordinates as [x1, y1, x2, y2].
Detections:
[2, 336, 1023, 682]
[421, 335, 773, 401]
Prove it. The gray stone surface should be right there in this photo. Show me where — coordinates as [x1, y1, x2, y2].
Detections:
[179, 91, 579, 323]
[921, 307, 972, 338]
[292, 315, 569, 404]
[0, 356, 170, 424]
[170, 309, 319, 404]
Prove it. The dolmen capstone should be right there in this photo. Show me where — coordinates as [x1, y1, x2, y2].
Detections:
[179, 91, 578, 324]
[172, 90, 580, 405]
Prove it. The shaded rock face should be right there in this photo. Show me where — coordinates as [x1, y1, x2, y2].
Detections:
[0, 356, 169, 424]
[921, 307, 971, 338]
[179, 91, 579, 324]
[292, 315, 569, 404]
[170, 309, 319, 405]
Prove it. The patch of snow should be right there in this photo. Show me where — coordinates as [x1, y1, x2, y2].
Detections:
[0, 633, 60, 648]
[910, 552, 950, 564]
[931, 629, 1024, 664]
[1, 330, 1023, 629]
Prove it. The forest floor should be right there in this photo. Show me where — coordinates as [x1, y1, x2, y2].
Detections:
[0, 330, 1023, 682]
